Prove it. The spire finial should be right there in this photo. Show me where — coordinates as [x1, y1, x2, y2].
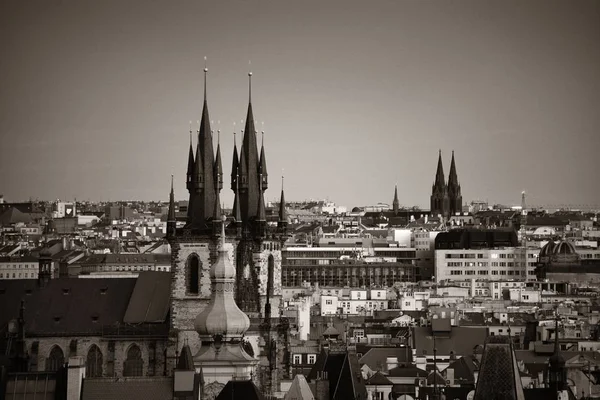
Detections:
[197, 120, 200, 134]
[189, 121, 193, 144]
[261, 131, 264, 147]
[248, 61, 252, 103]
[203, 56, 207, 101]
[171, 174, 174, 191]
[220, 214, 226, 246]
[282, 169, 284, 191]
[217, 130, 220, 145]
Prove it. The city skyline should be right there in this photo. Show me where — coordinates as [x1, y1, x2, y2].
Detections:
[1, 0, 599, 209]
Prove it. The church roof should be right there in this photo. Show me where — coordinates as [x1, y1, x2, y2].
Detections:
[82, 377, 173, 400]
[0, 273, 169, 337]
[123, 270, 171, 324]
[474, 335, 525, 400]
[0, 207, 32, 225]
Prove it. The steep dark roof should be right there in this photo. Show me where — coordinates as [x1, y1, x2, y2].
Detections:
[474, 335, 525, 400]
[0, 273, 169, 337]
[216, 380, 263, 400]
[308, 349, 368, 400]
[176, 345, 194, 371]
[82, 377, 173, 400]
[123, 272, 171, 323]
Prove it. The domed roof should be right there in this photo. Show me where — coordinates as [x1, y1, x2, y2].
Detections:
[553, 240, 577, 256]
[194, 217, 250, 339]
[539, 240, 556, 258]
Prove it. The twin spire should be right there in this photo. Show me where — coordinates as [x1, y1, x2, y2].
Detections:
[430, 150, 462, 218]
[175, 61, 286, 235]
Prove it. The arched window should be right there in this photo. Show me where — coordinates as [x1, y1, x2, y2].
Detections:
[86, 345, 103, 377]
[123, 344, 143, 377]
[267, 255, 275, 297]
[187, 254, 200, 295]
[46, 346, 64, 372]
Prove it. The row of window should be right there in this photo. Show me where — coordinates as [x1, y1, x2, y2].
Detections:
[446, 261, 537, 268]
[0, 272, 37, 279]
[292, 354, 316, 364]
[45, 344, 144, 377]
[450, 270, 527, 276]
[0, 264, 36, 269]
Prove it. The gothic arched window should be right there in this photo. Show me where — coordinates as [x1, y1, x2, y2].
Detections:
[86, 344, 103, 377]
[123, 344, 143, 377]
[267, 254, 275, 297]
[187, 254, 200, 295]
[46, 346, 64, 372]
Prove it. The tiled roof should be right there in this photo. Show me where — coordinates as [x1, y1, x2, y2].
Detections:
[359, 347, 413, 371]
[412, 326, 488, 356]
[82, 377, 173, 400]
[0, 274, 169, 336]
[473, 336, 525, 400]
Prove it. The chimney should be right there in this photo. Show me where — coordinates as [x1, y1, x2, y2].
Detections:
[446, 367, 454, 386]
[313, 371, 329, 400]
[386, 357, 398, 372]
[67, 356, 86, 400]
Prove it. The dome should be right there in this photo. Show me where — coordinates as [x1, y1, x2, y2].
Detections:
[550, 240, 580, 266]
[539, 240, 556, 259]
[553, 240, 577, 256]
[194, 217, 250, 339]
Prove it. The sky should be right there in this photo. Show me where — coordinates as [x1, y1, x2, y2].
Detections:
[1, 0, 599, 210]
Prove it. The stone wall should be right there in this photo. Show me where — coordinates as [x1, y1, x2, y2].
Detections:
[27, 336, 167, 377]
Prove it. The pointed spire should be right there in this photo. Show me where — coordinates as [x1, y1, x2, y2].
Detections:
[393, 184, 400, 215]
[257, 174, 266, 222]
[259, 131, 268, 190]
[279, 174, 287, 224]
[214, 130, 223, 191]
[168, 175, 176, 221]
[448, 150, 458, 187]
[186, 123, 195, 190]
[233, 167, 242, 223]
[231, 130, 239, 191]
[435, 149, 445, 187]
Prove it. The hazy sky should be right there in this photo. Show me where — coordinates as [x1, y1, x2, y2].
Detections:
[1, 0, 599, 209]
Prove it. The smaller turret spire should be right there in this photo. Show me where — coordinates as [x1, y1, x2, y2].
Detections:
[278, 173, 287, 228]
[393, 184, 400, 215]
[233, 167, 242, 224]
[257, 174, 266, 222]
[259, 131, 268, 190]
[168, 175, 176, 238]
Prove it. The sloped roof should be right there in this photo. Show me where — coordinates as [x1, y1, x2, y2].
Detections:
[0, 207, 32, 225]
[284, 375, 314, 400]
[216, 380, 263, 400]
[359, 347, 413, 371]
[474, 336, 525, 400]
[413, 326, 488, 356]
[308, 349, 368, 400]
[388, 364, 428, 378]
[81, 377, 173, 400]
[123, 272, 171, 323]
[366, 371, 393, 385]
[0, 274, 169, 336]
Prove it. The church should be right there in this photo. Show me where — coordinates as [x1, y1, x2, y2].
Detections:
[0, 68, 290, 399]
